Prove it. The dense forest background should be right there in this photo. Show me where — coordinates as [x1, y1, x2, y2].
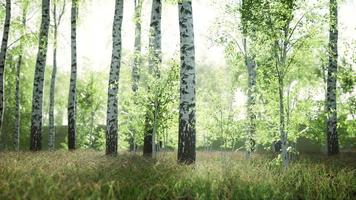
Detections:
[0, 0, 355, 199]
[0, 0, 354, 153]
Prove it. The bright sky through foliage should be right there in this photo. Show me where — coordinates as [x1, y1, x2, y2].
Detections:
[38, 0, 355, 74]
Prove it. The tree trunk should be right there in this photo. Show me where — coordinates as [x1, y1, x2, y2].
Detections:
[30, 0, 51, 151]
[278, 78, 288, 169]
[129, 0, 143, 152]
[241, 0, 257, 158]
[106, 0, 124, 155]
[14, 56, 21, 151]
[14, 7, 27, 151]
[326, 0, 339, 155]
[0, 0, 11, 149]
[243, 38, 256, 158]
[151, 102, 159, 157]
[49, 2, 57, 151]
[143, 0, 162, 157]
[148, 0, 162, 76]
[178, 0, 196, 164]
[132, 0, 142, 93]
[68, 0, 78, 150]
[143, 113, 153, 157]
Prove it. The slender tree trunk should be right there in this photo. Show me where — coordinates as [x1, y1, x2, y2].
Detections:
[326, 0, 339, 155]
[14, 56, 21, 151]
[178, 0, 196, 164]
[129, 0, 143, 152]
[143, 113, 153, 156]
[49, 2, 57, 151]
[68, 0, 77, 150]
[14, 8, 27, 151]
[0, 0, 11, 149]
[30, 0, 51, 151]
[49, 0, 65, 151]
[243, 38, 256, 158]
[132, 0, 142, 93]
[151, 102, 159, 157]
[143, 0, 162, 157]
[148, 0, 162, 76]
[278, 78, 288, 168]
[106, 0, 124, 155]
[246, 59, 256, 157]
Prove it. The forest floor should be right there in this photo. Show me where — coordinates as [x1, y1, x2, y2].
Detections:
[0, 150, 355, 200]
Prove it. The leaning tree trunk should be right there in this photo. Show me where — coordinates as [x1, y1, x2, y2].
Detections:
[14, 5, 27, 151]
[326, 0, 339, 155]
[0, 0, 11, 149]
[178, 0, 196, 164]
[68, 0, 78, 150]
[143, 0, 162, 157]
[106, 0, 124, 155]
[30, 0, 51, 151]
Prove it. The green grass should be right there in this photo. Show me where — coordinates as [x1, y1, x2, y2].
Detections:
[0, 150, 355, 200]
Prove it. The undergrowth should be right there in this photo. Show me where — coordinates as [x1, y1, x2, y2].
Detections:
[0, 150, 355, 199]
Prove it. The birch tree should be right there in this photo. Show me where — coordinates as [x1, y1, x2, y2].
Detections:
[132, 0, 142, 93]
[30, 0, 51, 151]
[68, 0, 77, 150]
[106, 0, 124, 155]
[178, 0, 196, 164]
[143, 0, 162, 157]
[49, 0, 66, 151]
[0, 0, 11, 149]
[240, 0, 256, 158]
[14, 1, 28, 151]
[129, 0, 143, 152]
[325, 0, 339, 155]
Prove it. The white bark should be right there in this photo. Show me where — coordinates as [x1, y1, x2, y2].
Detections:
[49, 0, 65, 151]
[178, 0, 196, 164]
[14, 5, 27, 151]
[106, 0, 124, 155]
[30, 0, 51, 151]
[150, 0, 161, 157]
[326, 0, 339, 155]
[243, 38, 256, 159]
[132, 0, 142, 93]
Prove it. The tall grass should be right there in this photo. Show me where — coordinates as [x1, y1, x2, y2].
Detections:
[0, 150, 355, 199]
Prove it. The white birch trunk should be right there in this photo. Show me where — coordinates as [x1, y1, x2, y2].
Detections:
[326, 0, 339, 155]
[243, 38, 257, 159]
[49, 2, 57, 151]
[49, 0, 65, 151]
[106, 0, 124, 155]
[14, 5, 27, 151]
[30, 0, 51, 151]
[132, 0, 142, 93]
[178, 0, 196, 164]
